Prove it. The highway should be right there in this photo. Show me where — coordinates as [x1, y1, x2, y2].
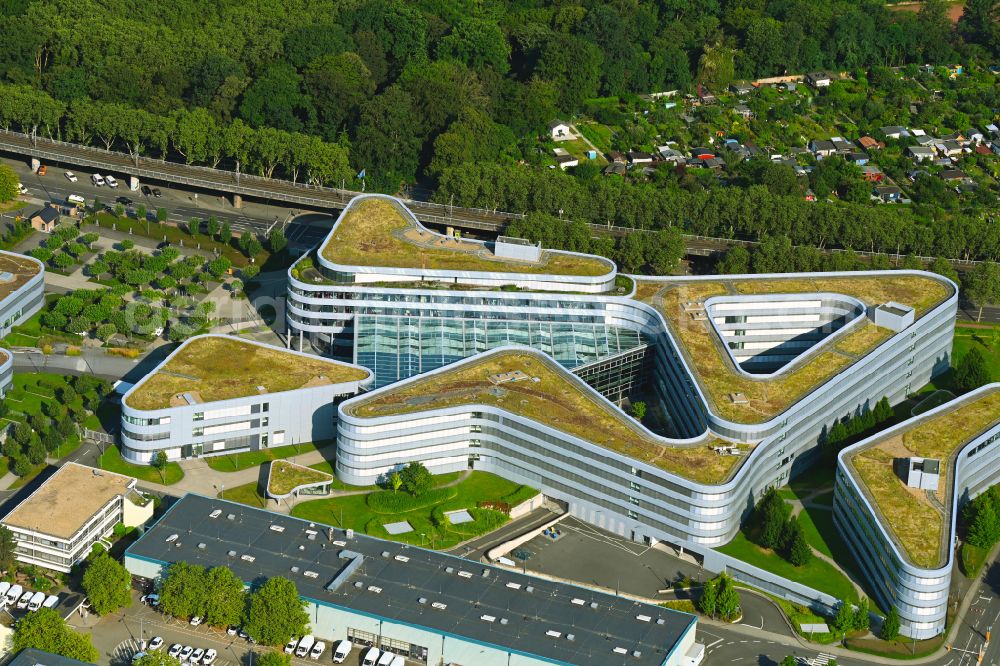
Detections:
[0, 128, 517, 233]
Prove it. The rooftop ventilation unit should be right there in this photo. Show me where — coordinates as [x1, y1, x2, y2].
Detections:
[546, 630, 562, 638]
[633, 651, 643, 658]
[566, 634, 575, 641]
[166, 534, 179, 543]
[481, 615, 496, 623]
[197, 543, 206, 549]
[381, 552, 390, 558]
[354, 582, 363, 589]
[365, 586, 381, 594]
[571, 598, 585, 606]
[431, 602, 448, 610]
[506, 583, 521, 590]
[458, 571, 473, 579]
[210, 510, 222, 519]
[613, 648, 628, 655]
[636, 614, 651, 622]
[291, 566, 300, 573]
[500, 618, 509, 625]
[345, 529, 354, 539]
[241, 554, 255, 563]
[227, 514, 235, 520]
[227, 550, 236, 557]
[394, 555, 410, 563]
[418, 598, 428, 605]
[656, 618, 665, 625]
[481, 569, 489, 577]
[445, 567, 455, 574]
[333, 540, 347, 547]
[525, 586, 534, 593]
[304, 571, 319, 579]
[269, 525, 285, 533]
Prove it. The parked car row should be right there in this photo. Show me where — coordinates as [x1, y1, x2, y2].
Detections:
[0, 582, 58, 612]
[165, 643, 217, 665]
[357, 645, 404, 666]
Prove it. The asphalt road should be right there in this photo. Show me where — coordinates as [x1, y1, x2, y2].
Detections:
[3, 157, 295, 236]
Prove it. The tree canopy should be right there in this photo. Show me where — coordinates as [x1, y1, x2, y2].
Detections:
[12, 609, 99, 662]
[81, 551, 132, 615]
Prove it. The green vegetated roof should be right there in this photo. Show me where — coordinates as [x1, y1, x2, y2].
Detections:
[845, 386, 1000, 568]
[346, 350, 744, 484]
[0, 252, 40, 300]
[267, 460, 334, 496]
[633, 274, 952, 425]
[319, 197, 611, 277]
[126, 336, 369, 410]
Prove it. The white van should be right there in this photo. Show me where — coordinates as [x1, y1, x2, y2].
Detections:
[67, 194, 85, 206]
[27, 591, 45, 611]
[294, 635, 315, 658]
[388, 657, 404, 666]
[376, 652, 394, 666]
[17, 590, 33, 609]
[6, 584, 22, 606]
[91, 174, 105, 186]
[332, 640, 352, 664]
[361, 647, 381, 666]
[283, 638, 298, 654]
[42, 594, 59, 610]
[309, 641, 325, 659]
[0, 582, 11, 599]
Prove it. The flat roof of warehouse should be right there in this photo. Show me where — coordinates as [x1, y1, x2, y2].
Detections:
[127, 494, 693, 665]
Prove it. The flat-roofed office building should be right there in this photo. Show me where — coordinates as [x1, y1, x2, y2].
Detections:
[0, 251, 45, 396]
[1, 463, 153, 573]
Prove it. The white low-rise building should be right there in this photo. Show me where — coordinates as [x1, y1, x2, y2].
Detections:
[0, 463, 153, 573]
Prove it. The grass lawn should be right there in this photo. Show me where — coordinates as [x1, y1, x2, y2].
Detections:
[290, 471, 538, 549]
[718, 531, 859, 604]
[953, 324, 1000, 382]
[8, 463, 49, 490]
[205, 440, 335, 472]
[575, 122, 616, 154]
[98, 447, 184, 485]
[0, 301, 79, 348]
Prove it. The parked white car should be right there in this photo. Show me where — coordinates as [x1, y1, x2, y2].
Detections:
[191, 648, 205, 663]
[361, 647, 381, 666]
[167, 644, 182, 658]
[202, 649, 217, 665]
[309, 641, 325, 659]
[284, 638, 298, 654]
[189, 616, 202, 626]
[178, 646, 193, 661]
[91, 173, 105, 186]
[17, 183, 27, 194]
[332, 641, 353, 664]
[105, 175, 119, 188]
[64, 171, 77, 182]
[147, 637, 164, 651]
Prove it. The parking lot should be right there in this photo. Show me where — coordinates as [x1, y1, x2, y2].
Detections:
[285, 214, 334, 254]
[82, 592, 423, 666]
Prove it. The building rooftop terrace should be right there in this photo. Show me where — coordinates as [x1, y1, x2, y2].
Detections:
[345, 348, 743, 484]
[843, 385, 1000, 568]
[318, 196, 612, 277]
[125, 336, 370, 411]
[633, 273, 953, 425]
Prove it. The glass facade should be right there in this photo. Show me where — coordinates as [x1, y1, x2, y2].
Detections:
[354, 314, 649, 389]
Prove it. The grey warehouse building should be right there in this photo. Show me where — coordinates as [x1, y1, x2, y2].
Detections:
[125, 494, 700, 666]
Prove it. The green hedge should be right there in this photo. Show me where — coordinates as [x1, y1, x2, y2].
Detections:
[367, 487, 457, 514]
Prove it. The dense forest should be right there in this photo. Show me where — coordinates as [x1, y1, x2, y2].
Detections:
[0, 0, 998, 261]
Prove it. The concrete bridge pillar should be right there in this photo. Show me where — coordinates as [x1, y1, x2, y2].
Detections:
[232, 194, 243, 209]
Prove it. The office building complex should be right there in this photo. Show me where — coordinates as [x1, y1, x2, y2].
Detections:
[119, 335, 372, 462]
[126, 494, 700, 666]
[1, 463, 153, 573]
[835, 384, 1000, 639]
[285, 196, 955, 559]
[0, 251, 45, 396]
